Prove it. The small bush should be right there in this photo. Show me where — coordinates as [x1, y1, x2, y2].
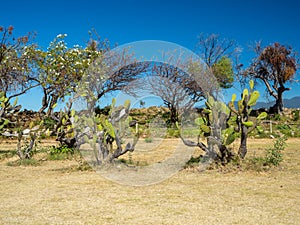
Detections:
[48, 145, 75, 160]
[144, 137, 153, 143]
[43, 117, 57, 130]
[165, 128, 180, 138]
[276, 124, 292, 136]
[49, 145, 74, 155]
[265, 136, 286, 166]
[292, 110, 299, 121]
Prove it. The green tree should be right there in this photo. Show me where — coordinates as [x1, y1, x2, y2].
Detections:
[33, 34, 102, 116]
[196, 33, 237, 89]
[212, 56, 234, 89]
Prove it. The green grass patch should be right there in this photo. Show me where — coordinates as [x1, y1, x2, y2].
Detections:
[7, 158, 41, 167]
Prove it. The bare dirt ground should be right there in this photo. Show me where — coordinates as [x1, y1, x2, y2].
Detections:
[0, 138, 299, 224]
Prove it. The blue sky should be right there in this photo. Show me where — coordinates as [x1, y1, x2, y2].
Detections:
[1, 0, 300, 109]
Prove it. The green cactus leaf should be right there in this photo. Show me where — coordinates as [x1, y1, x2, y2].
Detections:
[3, 119, 9, 126]
[238, 100, 244, 113]
[124, 100, 131, 109]
[225, 133, 236, 146]
[62, 117, 66, 125]
[257, 112, 267, 120]
[248, 91, 260, 106]
[97, 124, 103, 131]
[242, 121, 254, 127]
[207, 96, 214, 106]
[231, 93, 237, 102]
[242, 88, 249, 100]
[195, 117, 206, 126]
[203, 108, 212, 114]
[105, 120, 115, 139]
[200, 124, 210, 133]
[71, 109, 75, 117]
[249, 80, 254, 90]
[228, 115, 237, 125]
[86, 117, 94, 127]
[94, 116, 100, 124]
[111, 98, 116, 108]
[221, 102, 230, 115]
[256, 125, 263, 133]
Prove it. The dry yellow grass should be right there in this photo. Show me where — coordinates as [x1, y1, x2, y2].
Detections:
[0, 138, 299, 224]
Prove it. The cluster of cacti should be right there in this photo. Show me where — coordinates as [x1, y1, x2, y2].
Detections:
[228, 80, 267, 158]
[193, 95, 234, 162]
[75, 98, 139, 165]
[0, 92, 20, 131]
[0, 92, 44, 159]
[179, 80, 268, 164]
[49, 101, 77, 148]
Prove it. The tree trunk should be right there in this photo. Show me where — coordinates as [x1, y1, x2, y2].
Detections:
[238, 125, 248, 159]
[47, 95, 58, 117]
[170, 108, 178, 126]
[38, 89, 49, 115]
[272, 87, 284, 114]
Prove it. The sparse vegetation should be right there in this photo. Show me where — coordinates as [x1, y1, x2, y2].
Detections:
[265, 136, 286, 166]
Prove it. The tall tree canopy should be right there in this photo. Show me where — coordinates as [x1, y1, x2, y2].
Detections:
[196, 33, 237, 89]
[32, 33, 104, 115]
[0, 25, 38, 100]
[247, 42, 298, 113]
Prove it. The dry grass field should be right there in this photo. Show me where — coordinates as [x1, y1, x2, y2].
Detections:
[0, 138, 299, 224]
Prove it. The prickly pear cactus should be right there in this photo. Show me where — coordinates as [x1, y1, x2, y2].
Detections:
[195, 95, 234, 147]
[75, 98, 139, 165]
[179, 80, 268, 164]
[0, 92, 20, 131]
[0, 92, 44, 159]
[228, 80, 267, 158]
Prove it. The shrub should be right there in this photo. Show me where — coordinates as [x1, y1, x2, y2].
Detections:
[165, 128, 180, 138]
[49, 145, 74, 155]
[265, 136, 286, 166]
[144, 137, 153, 143]
[292, 110, 299, 121]
[43, 117, 56, 130]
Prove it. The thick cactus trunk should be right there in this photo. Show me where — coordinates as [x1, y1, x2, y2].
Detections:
[238, 125, 248, 159]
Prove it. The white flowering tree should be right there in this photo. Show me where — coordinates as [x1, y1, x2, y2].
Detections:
[33, 34, 102, 116]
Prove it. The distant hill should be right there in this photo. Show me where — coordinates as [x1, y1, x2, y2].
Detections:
[254, 96, 300, 109]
